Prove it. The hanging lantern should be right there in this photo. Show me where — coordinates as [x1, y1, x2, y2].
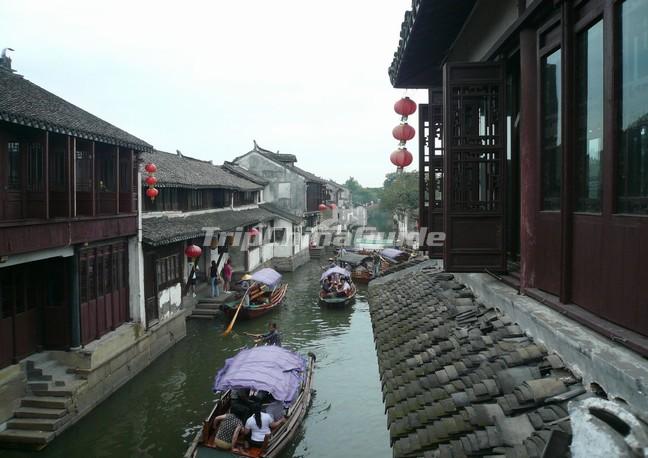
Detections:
[318, 203, 328, 211]
[390, 148, 413, 171]
[248, 227, 260, 237]
[185, 244, 202, 261]
[146, 187, 159, 200]
[394, 97, 417, 117]
[392, 123, 416, 142]
[145, 176, 158, 186]
[144, 163, 157, 174]
[328, 203, 337, 210]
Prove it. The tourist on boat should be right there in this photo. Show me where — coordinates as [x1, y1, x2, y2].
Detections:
[242, 405, 286, 449]
[372, 251, 381, 277]
[211, 410, 243, 450]
[223, 258, 233, 292]
[210, 260, 221, 298]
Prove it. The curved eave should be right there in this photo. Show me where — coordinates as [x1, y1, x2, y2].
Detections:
[388, 0, 477, 89]
[0, 111, 153, 152]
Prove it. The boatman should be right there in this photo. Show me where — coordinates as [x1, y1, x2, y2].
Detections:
[247, 323, 282, 346]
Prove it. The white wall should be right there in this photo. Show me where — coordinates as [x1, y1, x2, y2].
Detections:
[158, 283, 182, 321]
[273, 219, 295, 258]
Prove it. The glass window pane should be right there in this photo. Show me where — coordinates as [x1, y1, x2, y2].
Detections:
[541, 49, 562, 210]
[618, 0, 648, 214]
[575, 20, 604, 212]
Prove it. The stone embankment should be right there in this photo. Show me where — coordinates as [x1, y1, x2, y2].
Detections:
[368, 261, 588, 457]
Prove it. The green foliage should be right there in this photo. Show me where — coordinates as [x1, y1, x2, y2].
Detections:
[380, 171, 418, 214]
[343, 177, 382, 205]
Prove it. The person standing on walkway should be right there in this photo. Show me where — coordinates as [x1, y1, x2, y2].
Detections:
[223, 258, 233, 292]
[188, 262, 199, 297]
[210, 260, 221, 297]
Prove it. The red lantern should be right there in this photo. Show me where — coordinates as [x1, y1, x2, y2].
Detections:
[248, 227, 260, 237]
[328, 203, 337, 210]
[390, 148, 413, 169]
[318, 203, 328, 211]
[146, 187, 159, 200]
[392, 123, 416, 142]
[394, 97, 417, 117]
[144, 163, 157, 174]
[145, 176, 158, 186]
[185, 244, 202, 259]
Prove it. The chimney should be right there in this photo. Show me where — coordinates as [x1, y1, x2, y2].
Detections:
[0, 48, 14, 72]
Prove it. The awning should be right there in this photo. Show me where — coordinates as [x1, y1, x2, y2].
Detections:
[213, 346, 306, 403]
[321, 266, 351, 282]
[250, 268, 282, 287]
[337, 252, 372, 267]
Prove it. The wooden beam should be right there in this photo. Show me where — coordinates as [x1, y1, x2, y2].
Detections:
[91, 141, 96, 217]
[115, 146, 120, 214]
[71, 137, 77, 218]
[44, 131, 50, 219]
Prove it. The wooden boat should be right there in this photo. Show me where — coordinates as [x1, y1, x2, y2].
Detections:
[223, 268, 287, 320]
[184, 347, 315, 458]
[318, 283, 357, 307]
[336, 252, 387, 284]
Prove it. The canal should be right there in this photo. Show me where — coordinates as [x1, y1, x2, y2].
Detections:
[4, 260, 390, 458]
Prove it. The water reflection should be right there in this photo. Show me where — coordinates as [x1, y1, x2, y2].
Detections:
[3, 260, 389, 458]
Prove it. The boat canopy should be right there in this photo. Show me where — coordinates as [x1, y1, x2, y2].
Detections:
[320, 266, 351, 282]
[381, 248, 408, 261]
[213, 346, 306, 403]
[250, 268, 282, 287]
[337, 252, 372, 267]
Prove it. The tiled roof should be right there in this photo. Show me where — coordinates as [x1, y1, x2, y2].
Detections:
[388, 0, 476, 88]
[259, 202, 303, 224]
[222, 161, 269, 186]
[369, 262, 587, 457]
[142, 204, 301, 246]
[141, 150, 262, 190]
[235, 142, 327, 185]
[0, 67, 152, 151]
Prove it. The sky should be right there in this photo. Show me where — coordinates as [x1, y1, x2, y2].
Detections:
[1, 0, 424, 188]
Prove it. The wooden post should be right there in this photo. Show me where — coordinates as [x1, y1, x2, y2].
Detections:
[44, 131, 50, 219]
[91, 141, 96, 216]
[115, 146, 120, 214]
[519, 28, 538, 291]
[559, 3, 573, 304]
[71, 137, 77, 218]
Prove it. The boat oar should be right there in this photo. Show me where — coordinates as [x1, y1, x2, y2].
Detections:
[222, 287, 250, 336]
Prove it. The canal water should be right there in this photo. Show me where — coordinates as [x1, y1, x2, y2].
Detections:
[4, 260, 390, 458]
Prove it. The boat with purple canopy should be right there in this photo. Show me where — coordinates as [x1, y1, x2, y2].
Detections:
[318, 265, 357, 307]
[222, 268, 288, 320]
[184, 346, 315, 458]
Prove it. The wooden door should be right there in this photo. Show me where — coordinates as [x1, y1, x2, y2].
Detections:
[443, 62, 507, 272]
[144, 252, 158, 326]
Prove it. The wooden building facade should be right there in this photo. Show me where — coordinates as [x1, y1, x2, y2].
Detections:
[0, 59, 151, 368]
[392, 0, 648, 352]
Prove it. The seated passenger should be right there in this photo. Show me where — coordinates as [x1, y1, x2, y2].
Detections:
[242, 406, 286, 449]
[211, 411, 243, 450]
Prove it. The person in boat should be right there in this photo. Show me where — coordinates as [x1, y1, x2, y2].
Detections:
[241, 404, 286, 450]
[230, 389, 256, 423]
[211, 408, 244, 450]
[372, 251, 381, 278]
[336, 279, 351, 297]
[248, 322, 282, 346]
[237, 274, 253, 307]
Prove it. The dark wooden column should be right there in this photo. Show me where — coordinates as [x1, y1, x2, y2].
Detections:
[44, 131, 50, 219]
[115, 146, 120, 214]
[91, 141, 96, 217]
[559, 3, 574, 303]
[519, 29, 539, 291]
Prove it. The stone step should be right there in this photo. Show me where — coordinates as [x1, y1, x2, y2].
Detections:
[7, 417, 65, 432]
[14, 406, 68, 419]
[28, 381, 51, 391]
[0, 428, 54, 448]
[26, 371, 53, 382]
[21, 396, 70, 409]
[191, 309, 221, 316]
[31, 387, 73, 397]
[189, 314, 217, 320]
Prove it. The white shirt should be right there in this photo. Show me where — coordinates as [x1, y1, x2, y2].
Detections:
[245, 412, 274, 442]
[342, 282, 351, 292]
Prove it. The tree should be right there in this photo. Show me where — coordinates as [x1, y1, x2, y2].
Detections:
[343, 177, 382, 205]
[380, 171, 418, 214]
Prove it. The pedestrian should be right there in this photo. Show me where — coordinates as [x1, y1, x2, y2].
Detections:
[372, 251, 381, 278]
[223, 258, 233, 292]
[210, 260, 221, 297]
[188, 262, 199, 297]
[238, 273, 252, 307]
